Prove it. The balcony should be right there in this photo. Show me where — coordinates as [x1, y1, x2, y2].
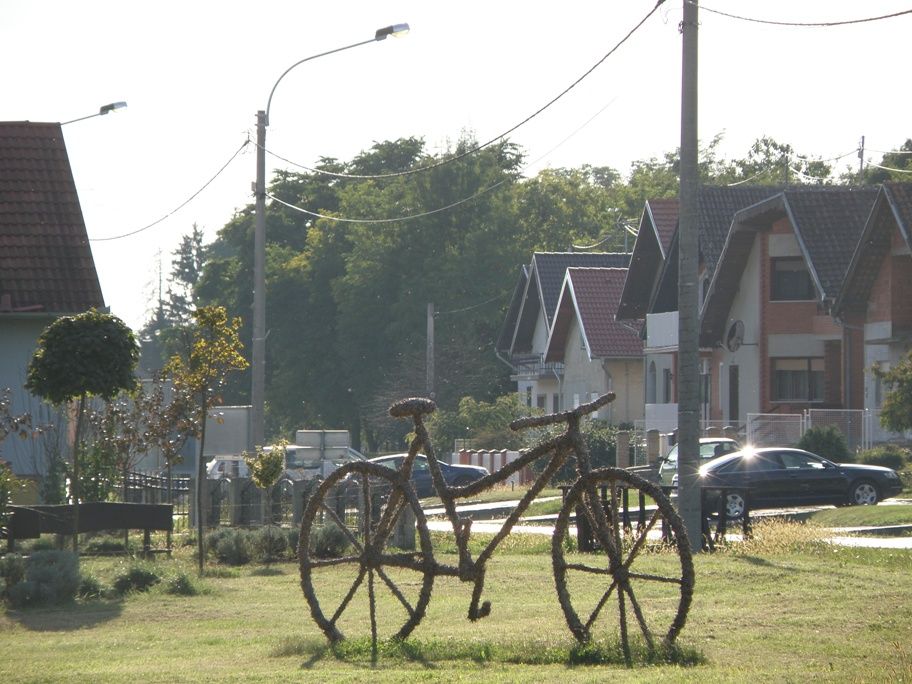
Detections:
[646, 311, 678, 351]
[509, 354, 564, 381]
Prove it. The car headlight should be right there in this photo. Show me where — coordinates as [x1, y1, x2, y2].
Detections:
[883, 471, 899, 480]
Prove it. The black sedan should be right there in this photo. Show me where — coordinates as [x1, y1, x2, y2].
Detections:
[698, 447, 903, 518]
[369, 454, 489, 498]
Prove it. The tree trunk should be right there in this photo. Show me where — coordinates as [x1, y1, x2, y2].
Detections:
[72, 394, 86, 555]
[196, 394, 208, 575]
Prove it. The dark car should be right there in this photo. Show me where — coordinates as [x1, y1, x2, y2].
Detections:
[369, 454, 489, 498]
[699, 447, 903, 518]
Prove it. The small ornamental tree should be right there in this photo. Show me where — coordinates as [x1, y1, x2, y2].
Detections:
[873, 355, 912, 434]
[244, 440, 286, 528]
[165, 306, 247, 574]
[25, 310, 139, 553]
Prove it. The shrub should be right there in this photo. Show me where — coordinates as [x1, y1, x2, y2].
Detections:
[797, 425, 850, 462]
[286, 528, 300, 557]
[252, 526, 288, 564]
[211, 528, 252, 565]
[165, 571, 200, 596]
[857, 444, 910, 471]
[113, 563, 161, 595]
[6, 550, 80, 607]
[84, 535, 133, 555]
[1, 553, 26, 597]
[78, 574, 104, 599]
[309, 523, 350, 558]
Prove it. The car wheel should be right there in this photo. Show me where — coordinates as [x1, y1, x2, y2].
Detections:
[725, 493, 745, 520]
[849, 480, 879, 506]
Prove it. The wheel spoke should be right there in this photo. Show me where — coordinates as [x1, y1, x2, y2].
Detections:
[304, 555, 362, 569]
[623, 509, 662, 567]
[609, 483, 623, 554]
[564, 562, 612, 575]
[584, 579, 618, 632]
[376, 566, 415, 618]
[319, 500, 364, 554]
[617, 582, 631, 664]
[362, 476, 373, 548]
[329, 566, 367, 626]
[628, 571, 685, 585]
[378, 552, 429, 573]
[623, 583, 655, 651]
[368, 569, 378, 664]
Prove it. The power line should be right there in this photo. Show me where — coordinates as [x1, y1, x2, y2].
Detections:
[435, 293, 508, 316]
[694, 1, 912, 27]
[90, 140, 250, 242]
[867, 162, 912, 174]
[260, 0, 666, 182]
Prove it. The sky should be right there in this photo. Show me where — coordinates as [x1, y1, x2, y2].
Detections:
[4, 1, 911, 331]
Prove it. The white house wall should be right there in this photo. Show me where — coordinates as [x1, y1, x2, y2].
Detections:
[714, 234, 762, 423]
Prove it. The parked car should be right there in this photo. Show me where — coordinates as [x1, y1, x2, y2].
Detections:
[698, 447, 903, 518]
[369, 454, 489, 498]
[659, 437, 741, 487]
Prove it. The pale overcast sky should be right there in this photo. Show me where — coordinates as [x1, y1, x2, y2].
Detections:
[4, 1, 911, 330]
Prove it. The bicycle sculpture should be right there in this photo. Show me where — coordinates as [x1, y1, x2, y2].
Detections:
[298, 393, 694, 663]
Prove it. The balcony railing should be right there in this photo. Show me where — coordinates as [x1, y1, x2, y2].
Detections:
[509, 354, 564, 380]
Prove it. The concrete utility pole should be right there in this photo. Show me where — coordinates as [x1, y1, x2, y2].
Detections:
[426, 303, 435, 398]
[677, 0, 703, 551]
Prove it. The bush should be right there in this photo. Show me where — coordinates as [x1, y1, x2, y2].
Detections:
[857, 444, 910, 471]
[1, 553, 26, 596]
[797, 425, 850, 462]
[84, 535, 133, 555]
[210, 528, 252, 565]
[6, 550, 80, 607]
[113, 563, 161, 595]
[78, 574, 104, 600]
[252, 526, 288, 564]
[287, 528, 300, 557]
[165, 571, 200, 596]
[309, 523, 350, 558]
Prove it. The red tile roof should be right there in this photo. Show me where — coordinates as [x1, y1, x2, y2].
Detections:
[547, 268, 642, 361]
[0, 122, 104, 313]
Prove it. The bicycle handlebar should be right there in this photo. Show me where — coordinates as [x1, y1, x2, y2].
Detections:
[509, 392, 615, 431]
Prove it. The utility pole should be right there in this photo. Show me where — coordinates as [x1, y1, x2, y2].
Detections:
[677, 0, 703, 551]
[251, 110, 267, 453]
[858, 135, 866, 183]
[426, 303, 435, 398]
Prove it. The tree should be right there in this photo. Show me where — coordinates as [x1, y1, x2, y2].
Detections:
[25, 310, 139, 552]
[427, 394, 532, 453]
[873, 355, 912, 433]
[244, 440, 285, 527]
[860, 139, 912, 184]
[165, 305, 248, 573]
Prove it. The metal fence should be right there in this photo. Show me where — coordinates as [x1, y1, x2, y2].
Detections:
[746, 408, 910, 452]
[746, 413, 806, 448]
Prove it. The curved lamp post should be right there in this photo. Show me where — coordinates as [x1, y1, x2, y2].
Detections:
[252, 23, 409, 450]
[61, 101, 128, 126]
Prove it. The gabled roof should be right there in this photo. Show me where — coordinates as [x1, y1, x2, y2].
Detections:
[0, 121, 104, 314]
[650, 185, 784, 315]
[507, 251, 631, 355]
[700, 185, 880, 346]
[834, 182, 912, 315]
[545, 268, 642, 362]
[617, 198, 678, 321]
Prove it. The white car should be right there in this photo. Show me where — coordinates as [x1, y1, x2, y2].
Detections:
[659, 437, 740, 487]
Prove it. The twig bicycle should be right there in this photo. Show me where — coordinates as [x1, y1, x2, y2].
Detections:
[298, 393, 694, 663]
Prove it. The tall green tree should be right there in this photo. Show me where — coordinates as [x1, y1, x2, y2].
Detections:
[25, 310, 139, 552]
[873, 354, 912, 433]
[860, 139, 912, 184]
[165, 305, 248, 573]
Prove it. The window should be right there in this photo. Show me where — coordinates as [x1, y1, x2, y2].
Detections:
[647, 362, 657, 404]
[552, 393, 560, 412]
[663, 368, 673, 403]
[771, 257, 815, 301]
[772, 358, 824, 402]
[536, 394, 546, 410]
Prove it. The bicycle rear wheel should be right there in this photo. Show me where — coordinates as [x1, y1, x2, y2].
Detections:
[552, 468, 694, 661]
[298, 462, 435, 652]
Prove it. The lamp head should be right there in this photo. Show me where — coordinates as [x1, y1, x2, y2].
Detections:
[99, 101, 128, 115]
[375, 23, 409, 40]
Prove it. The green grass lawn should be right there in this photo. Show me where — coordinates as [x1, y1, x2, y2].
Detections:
[808, 502, 912, 527]
[3, 521, 912, 683]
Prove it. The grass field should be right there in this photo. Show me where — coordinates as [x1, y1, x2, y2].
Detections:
[2, 520, 911, 683]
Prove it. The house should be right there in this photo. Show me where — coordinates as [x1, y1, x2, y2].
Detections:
[544, 268, 643, 423]
[497, 251, 630, 413]
[833, 183, 912, 440]
[618, 186, 782, 431]
[0, 122, 106, 492]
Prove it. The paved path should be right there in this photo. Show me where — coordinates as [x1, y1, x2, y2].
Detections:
[421, 496, 912, 549]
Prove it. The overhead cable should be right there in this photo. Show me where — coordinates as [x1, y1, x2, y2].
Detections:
[90, 140, 250, 242]
[261, 0, 666, 181]
[693, 1, 912, 27]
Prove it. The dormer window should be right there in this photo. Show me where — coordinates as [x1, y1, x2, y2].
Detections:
[771, 257, 814, 301]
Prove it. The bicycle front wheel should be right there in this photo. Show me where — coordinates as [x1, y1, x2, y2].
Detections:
[552, 468, 694, 659]
[298, 462, 435, 648]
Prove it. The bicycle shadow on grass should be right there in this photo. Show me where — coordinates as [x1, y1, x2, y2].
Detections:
[274, 637, 438, 670]
[5, 600, 123, 632]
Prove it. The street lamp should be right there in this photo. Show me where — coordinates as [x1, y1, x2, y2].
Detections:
[61, 101, 128, 126]
[251, 23, 409, 451]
